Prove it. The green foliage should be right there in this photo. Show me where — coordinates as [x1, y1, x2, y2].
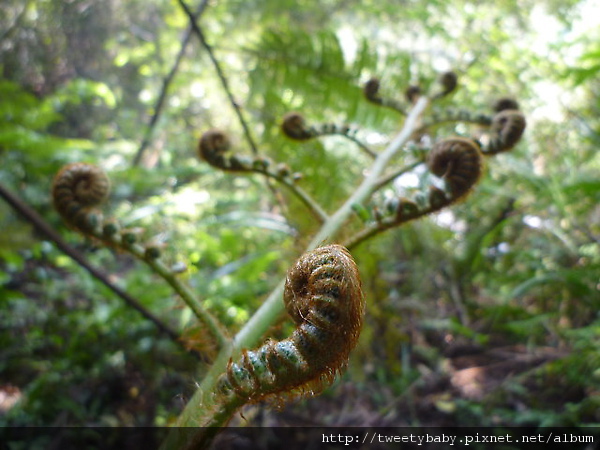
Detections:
[0, 258, 194, 427]
[1, 0, 598, 437]
[0, 81, 92, 160]
[564, 40, 600, 86]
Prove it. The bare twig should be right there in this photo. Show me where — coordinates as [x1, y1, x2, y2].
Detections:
[132, 2, 210, 166]
[177, 0, 259, 155]
[415, 109, 492, 135]
[346, 134, 377, 159]
[178, 0, 292, 216]
[373, 160, 423, 192]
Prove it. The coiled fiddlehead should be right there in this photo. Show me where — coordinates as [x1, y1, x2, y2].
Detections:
[52, 162, 110, 232]
[281, 112, 316, 141]
[281, 112, 358, 142]
[484, 110, 526, 155]
[217, 245, 364, 402]
[433, 71, 458, 99]
[427, 137, 483, 201]
[363, 77, 383, 104]
[51, 163, 229, 352]
[281, 112, 375, 158]
[343, 137, 485, 249]
[363, 77, 406, 114]
[198, 129, 259, 172]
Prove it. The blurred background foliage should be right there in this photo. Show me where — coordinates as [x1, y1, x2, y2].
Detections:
[0, 0, 598, 431]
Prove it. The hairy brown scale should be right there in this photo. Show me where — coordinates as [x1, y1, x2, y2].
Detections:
[427, 137, 483, 200]
[405, 85, 422, 104]
[218, 245, 364, 402]
[487, 110, 526, 154]
[52, 162, 110, 231]
[493, 97, 520, 113]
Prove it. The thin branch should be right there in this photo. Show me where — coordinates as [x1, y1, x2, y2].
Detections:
[344, 175, 511, 251]
[342, 209, 424, 250]
[273, 176, 329, 223]
[343, 134, 377, 159]
[177, 0, 259, 155]
[343, 201, 438, 250]
[0, 182, 203, 361]
[377, 98, 406, 116]
[245, 164, 329, 223]
[221, 169, 328, 223]
[132, 2, 210, 166]
[373, 160, 423, 192]
[178, 0, 291, 218]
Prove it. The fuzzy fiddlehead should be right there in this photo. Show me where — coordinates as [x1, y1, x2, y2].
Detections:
[405, 85, 422, 105]
[281, 112, 375, 158]
[382, 137, 483, 217]
[198, 129, 298, 177]
[51, 162, 229, 351]
[282, 112, 357, 142]
[344, 137, 484, 249]
[427, 137, 483, 201]
[484, 109, 526, 155]
[433, 71, 458, 99]
[217, 244, 364, 402]
[363, 77, 406, 114]
[52, 162, 110, 232]
[198, 129, 262, 172]
[52, 163, 142, 244]
[363, 77, 383, 104]
[197, 128, 330, 222]
[281, 112, 316, 141]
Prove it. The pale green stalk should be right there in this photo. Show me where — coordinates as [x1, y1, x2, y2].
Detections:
[272, 175, 329, 223]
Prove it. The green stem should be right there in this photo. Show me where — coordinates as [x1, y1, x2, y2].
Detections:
[270, 175, 329, 223]
[98, 232, 230, 350]
[415, 110, 492, 135]
[160, 96, 429, 450]
[343, 212, 422, 250]
[372, 160, 423, 192]
[343, 134, 377, 159]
